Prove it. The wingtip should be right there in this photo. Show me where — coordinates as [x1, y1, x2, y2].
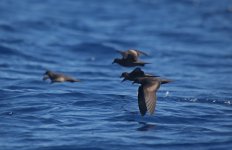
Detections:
[137, 50, 149, 56]
[140, 113, 146, 116]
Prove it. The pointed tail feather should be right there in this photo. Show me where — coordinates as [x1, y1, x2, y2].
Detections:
[161, 79, 172, 84]
[68, 79, 80, 82]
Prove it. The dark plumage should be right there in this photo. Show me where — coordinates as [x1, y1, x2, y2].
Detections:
[43, 70, 80, 83]
[120, 67, 159, 82]
[112, 49, 150, 67]
[112, 58, 150, 67]
[133, 77, 172, 116]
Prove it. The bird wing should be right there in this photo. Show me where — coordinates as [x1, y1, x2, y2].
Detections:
[116, 50, 128, 58]
[131, 67, 144, 77]
[138, 86, 147, 116]
[116, 50, 140, 61]
[143, 81, 160, 115]
[136, 50, 149, 56]
[145, 73, 159, 78]
[127, 50, 139, 61]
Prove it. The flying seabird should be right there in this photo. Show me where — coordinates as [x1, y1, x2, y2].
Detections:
[112, 49, 150, 67]
[133, 77, 172, 116]
[116, 49, 148, 62]
[43, 70, 80, 83]
[120, 67, 159, 82]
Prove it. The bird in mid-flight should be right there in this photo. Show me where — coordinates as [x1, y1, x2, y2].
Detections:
[112, 49, 150, 67]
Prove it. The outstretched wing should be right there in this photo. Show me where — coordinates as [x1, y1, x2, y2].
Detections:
[116, 50, 126, 57]
[136, 50, 149, 56]
[143, 81, 160, 115]
[138, 86, 147, 116]
[116, 50, 133, 60]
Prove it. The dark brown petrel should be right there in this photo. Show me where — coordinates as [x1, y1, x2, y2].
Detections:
[113, 49, 150, 67]
[43, 70, 80, 83]
[133, 77, 172, 116]
[116, 49, 148, 62]
[120, 67, 159, 82]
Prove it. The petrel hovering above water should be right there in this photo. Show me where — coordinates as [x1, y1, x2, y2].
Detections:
[112, 49, 150, 67]
[133, 77, 172, 116]
[43, 70, 80, 83]
[120, 67, 159, 82]
[116, 49, 148, 62]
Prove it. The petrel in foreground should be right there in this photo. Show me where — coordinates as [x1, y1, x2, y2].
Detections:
[43, 70, 80, 83]
[133, 77, 172, 116]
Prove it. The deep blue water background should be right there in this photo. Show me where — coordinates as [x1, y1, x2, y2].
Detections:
[0, 0, 232, 149]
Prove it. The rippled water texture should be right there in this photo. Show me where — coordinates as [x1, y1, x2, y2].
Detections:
[0, 0, 232, 150]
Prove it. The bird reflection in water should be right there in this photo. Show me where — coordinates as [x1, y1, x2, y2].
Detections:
[137, 122, 156, 131]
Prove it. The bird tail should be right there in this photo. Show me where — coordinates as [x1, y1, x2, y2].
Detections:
[161, 79, 172, 84]
[68, 79, 80, 82]
[137, 62, 151, 66]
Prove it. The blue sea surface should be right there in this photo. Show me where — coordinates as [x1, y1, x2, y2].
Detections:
[0, 0, 232, 150]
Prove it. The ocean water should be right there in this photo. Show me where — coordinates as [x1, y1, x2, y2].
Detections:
[0, 0, 232, 149]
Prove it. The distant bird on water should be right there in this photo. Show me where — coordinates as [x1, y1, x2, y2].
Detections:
[133, 77, 172, 116]
[43, 70, 80, 83]
[112, 49, 150, 67]
[120, 67, 159, 82]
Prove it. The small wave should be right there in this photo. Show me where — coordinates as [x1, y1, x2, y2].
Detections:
[0, 24, 16, 32]
[170, 96, 232, 106]
[0, 45, 50, 63]
[37, 146, 104, 150]
[0, 45, 20, 55]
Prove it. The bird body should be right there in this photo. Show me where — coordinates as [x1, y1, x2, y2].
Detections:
[43, 70, 80, 83]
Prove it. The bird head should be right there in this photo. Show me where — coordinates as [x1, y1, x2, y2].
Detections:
[43, 70, 52, 80]
[120, 72, 129, 82]
[44, 70, 52, 76]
